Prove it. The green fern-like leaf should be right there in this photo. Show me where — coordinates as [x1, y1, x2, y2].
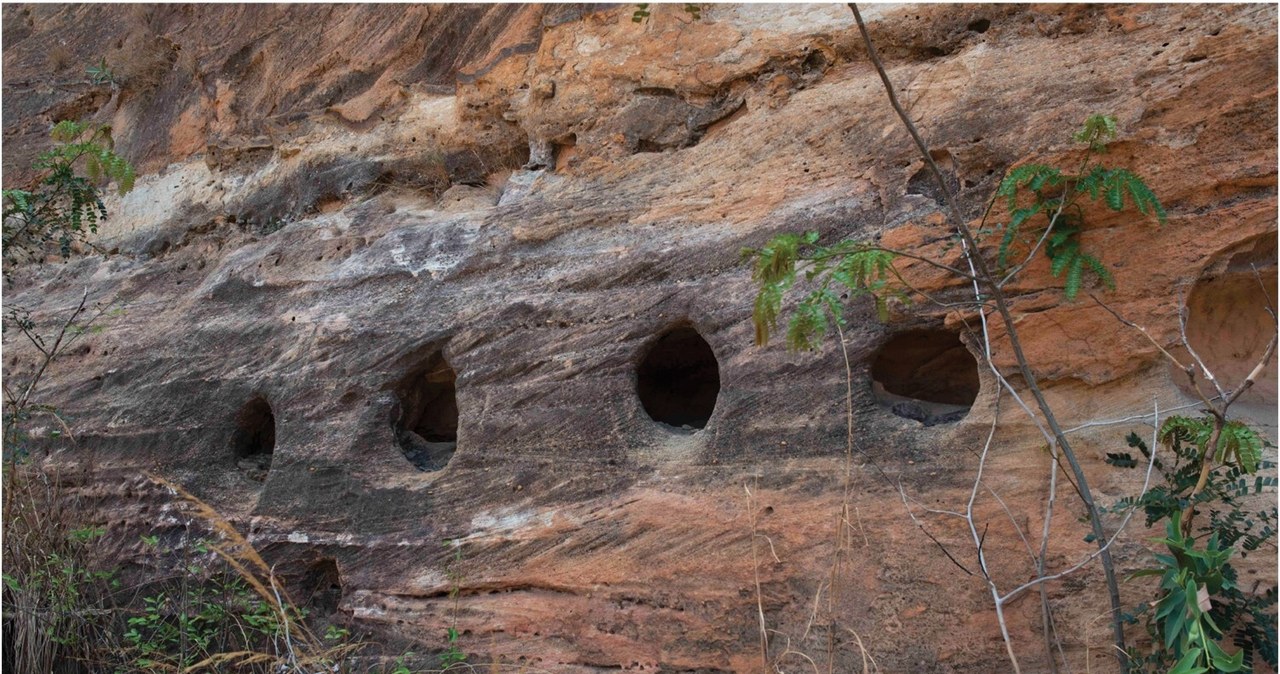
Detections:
[1064, 255, 1085, 300]
[1083, 253, 1116, 291]
[1160, 416, 1215, 455]
[3, 189, 32, 214]
[832, 248, 895, 295]
[753, 283, 784, 346]
[747, 233, 898, 350]
[996, 223, 1019, 270]
[1077, 165, 1107, 200]
[747, 232, 813, 345]
[115, 160, 136, 194]
[786, 292, 832, 351]
[84, 153, 102, 183]
[1112, 168, 1167, 223]
[1105, 179, 1124, 211]
[50, 120, 86, 143]
[998, 164, 1061, 209]
[1107, 452, 1138, 468]
[995, 204, 1043, 269]
[1050, 245, 1076, 277]
[1073, 114, 1118, 151]
[1220, 421, 1263, 474]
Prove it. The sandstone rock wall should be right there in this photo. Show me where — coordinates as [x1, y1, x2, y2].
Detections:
[3, 4, 1276, 672]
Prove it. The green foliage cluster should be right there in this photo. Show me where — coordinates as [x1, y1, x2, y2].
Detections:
[1109, 419, 1277, 673]
[745, 115, 1166, 355]
[120, 538, 291, 672]
[0, 463, 375, 673]
[1140, 514, 1248, 674]
[995, 114, 1166, 300]
[746, 232, 899, 350]
[86, 57, 115, 86]
[2, 120, 135, 282]
[1, 466, 123, 673]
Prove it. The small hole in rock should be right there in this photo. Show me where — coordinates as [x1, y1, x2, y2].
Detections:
[636, 325, 721, 430]
[967, 18, 991, 33]
[802, 49, 829, 74]
[232, 396, 275, 481]
[392, 352, 458, 472]
[872, 329, 978, 426]
[303, 558, 343, 615]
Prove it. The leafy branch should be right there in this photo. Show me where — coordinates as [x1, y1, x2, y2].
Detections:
[3, 120, 135, 283]
[992, 115, 1165, 300]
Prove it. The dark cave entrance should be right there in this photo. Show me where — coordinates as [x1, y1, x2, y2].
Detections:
[636, 325, 721, 430]
[303, 557, 343, 615]
[871, 329, 979, 426]
[392, 352, 458, 472]
[232, 396, 275, 480]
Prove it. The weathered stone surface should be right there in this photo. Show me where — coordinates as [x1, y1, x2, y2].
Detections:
[3, 4, 1276, 672]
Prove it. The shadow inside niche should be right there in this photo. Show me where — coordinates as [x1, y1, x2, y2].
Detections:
[231, 396, 275, 481]
[392, 352, 458, 472]
[636, 326, 721, 431]
[302, 557, 343, 615]
[1175, 235, 1278, 436]
[872, 329, 978, 426]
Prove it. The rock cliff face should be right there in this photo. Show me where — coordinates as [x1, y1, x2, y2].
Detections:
[3, 4, 1276, 672]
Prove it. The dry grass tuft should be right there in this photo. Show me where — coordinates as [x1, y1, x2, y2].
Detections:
[107, 30, 175, 93]
[1, 462, 121, 674]
[145, 473, 364, 672]
[48, 44, 73, 72]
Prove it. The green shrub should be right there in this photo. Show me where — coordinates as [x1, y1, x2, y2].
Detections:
[1111, 421, 1277, 672]
[3, 120, 135, 282]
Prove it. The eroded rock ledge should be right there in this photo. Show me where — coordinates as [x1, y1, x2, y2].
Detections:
[3, 4, 1276, 671]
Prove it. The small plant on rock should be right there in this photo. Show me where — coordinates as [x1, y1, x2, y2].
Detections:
[1107, 403, 1276, 672]
[439, 540, 468, 669]
[3, 120, 135, 282]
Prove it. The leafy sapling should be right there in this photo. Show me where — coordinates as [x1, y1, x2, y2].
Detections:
[2, 120, 135, 281]
[993, 114, 1166, 299]
[1109, 421, 1277, 672]
[745, 114, 1167, 356]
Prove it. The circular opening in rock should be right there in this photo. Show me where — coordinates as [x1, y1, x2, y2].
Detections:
[636, 325, 721, 430]
[392, 352, 458, 472]
[232, 396, 275, 481]
[872, 329, 979, 425]
[1175, 236, 1277, 428]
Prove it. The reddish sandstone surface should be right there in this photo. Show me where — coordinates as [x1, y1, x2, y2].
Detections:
[3, 4, 1276, 672]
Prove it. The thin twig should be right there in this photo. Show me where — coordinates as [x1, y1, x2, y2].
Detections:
[746, 483, 771, 672]
[896, 482, 975, 576]
[828, 321, 859, 673]
[1001, 405, 1158, 603]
